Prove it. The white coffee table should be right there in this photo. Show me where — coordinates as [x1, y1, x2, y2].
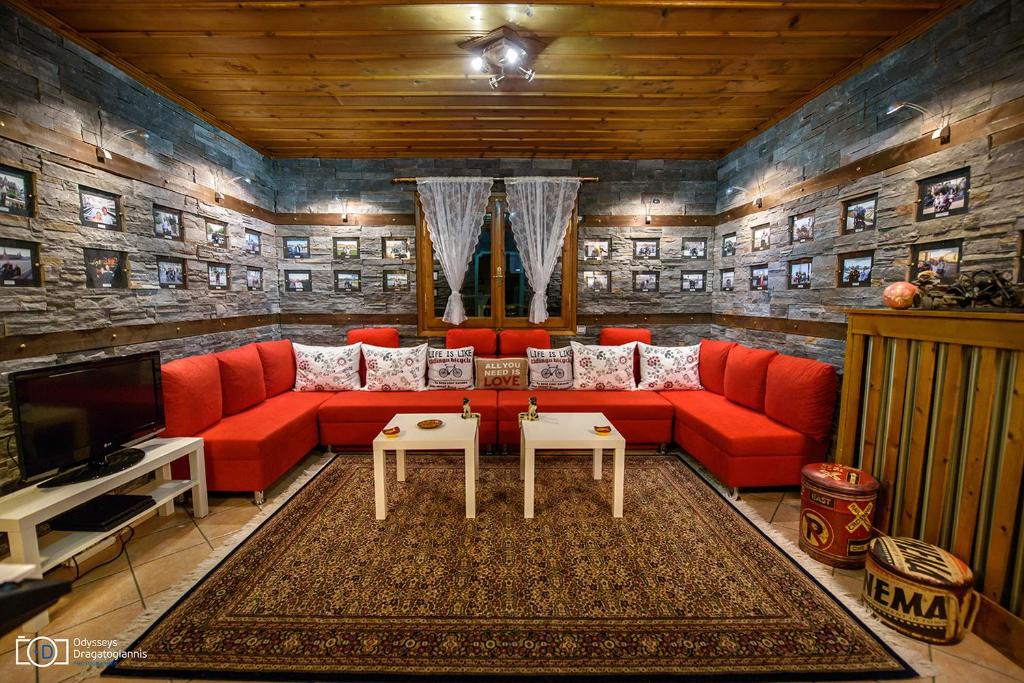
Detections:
[519, 412, 626, 519]
[372, 413, 480, 520]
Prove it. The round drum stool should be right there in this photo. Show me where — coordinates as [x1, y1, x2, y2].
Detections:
[863, 536, 977, 644]
[799, 463, 879, 568]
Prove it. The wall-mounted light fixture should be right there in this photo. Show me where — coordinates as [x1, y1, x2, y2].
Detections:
[214, 174, 251, 203]
[95, 128, 150, 162]
[334, 195, 350, 223]
[726, 185, 763, 209]
[886, 101, 950, 144]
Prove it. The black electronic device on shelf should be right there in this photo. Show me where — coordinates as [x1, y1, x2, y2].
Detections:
[49, 493, 156, 532]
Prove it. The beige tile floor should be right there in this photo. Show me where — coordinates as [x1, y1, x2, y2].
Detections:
[2, 453, 1022, 683]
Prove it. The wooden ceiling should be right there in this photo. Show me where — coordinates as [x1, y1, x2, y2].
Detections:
[12, 0, 968, 159]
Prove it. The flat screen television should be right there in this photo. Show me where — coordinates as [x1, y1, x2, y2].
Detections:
[10, 351, 165, 487]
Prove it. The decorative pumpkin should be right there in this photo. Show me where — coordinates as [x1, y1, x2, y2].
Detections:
[882, 281, 919, 309]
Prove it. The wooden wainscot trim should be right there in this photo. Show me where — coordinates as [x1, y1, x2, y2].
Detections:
[580, 215, 716, 228]
[713, 314, 847, 340]
[845, 308, 1024, 351]
[278, 313, 417, 327]
[578, 313, 711, 326]
[274, 212, 416, 226]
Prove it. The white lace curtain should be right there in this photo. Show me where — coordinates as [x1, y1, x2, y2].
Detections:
[416, 177, 494, 325]
[505, 177, 582, 324]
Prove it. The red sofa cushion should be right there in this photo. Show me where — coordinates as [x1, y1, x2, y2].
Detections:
[346, 327, 399, 347]
[216, 345, 267, 416]
[199, 391, 331, 464]
[497, 390, 672, 422]
[319, 389, 498, 423]
[699, 339, 735, 395]
[256, 340, 295, 397]
[599, 327, 652, 345]
[500, 329, 550, 356]
[764, 355, 838, 444]
[723, 345, 777, 411]
[161, 355, 222, 436]
[446, 329, 497, 355]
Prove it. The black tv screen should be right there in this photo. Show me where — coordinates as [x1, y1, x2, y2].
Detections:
[10, 352, 165, 482]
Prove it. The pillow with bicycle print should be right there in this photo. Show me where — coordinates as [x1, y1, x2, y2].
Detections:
[363, 343, 428, 391]
[637, 342, 703, 391]
[427, 346, 474, 390]
[527, 346, 573, 390]
[570, 341, 636, 390]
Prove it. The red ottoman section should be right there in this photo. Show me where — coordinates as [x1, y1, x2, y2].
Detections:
[723, 345, 777, 411]
[256, 339, 296, 397]
[765, 355, 838, 444]
[499, 329, 550, 356]
[216, 345, 267, 415]
[698, 339, 735, 395]
[447, 329, 497, 356]
[161, 354, 222, 437]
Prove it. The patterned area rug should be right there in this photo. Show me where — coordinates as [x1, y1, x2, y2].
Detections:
[106, 454, 915, 681]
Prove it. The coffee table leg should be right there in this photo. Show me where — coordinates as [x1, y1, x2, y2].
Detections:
[373, 445, 387, 520]
[396, 449, 406, 482]
[519, 429, 525, 480]
[465, 446, 477, 519]
[592, 448, 602, 480]
[524, 446, 535, 519]
[613, 446, 625, 518]
[474, 426, 480, 480]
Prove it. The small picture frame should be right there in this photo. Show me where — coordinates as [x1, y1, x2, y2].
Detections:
[246, 266, 263, 291]
[383, 237, 411, 260]
[0, 238, 42, 287]
[917, 168, 970, 221]
[0, 164, 35, 217]
[583, 238, 611, 261]
[334, 270, 361, 292]
[789, 212, 815, 243]
[285, 269, 312, 292]
[751, 225, 770, 252]
[157, 257, 187, 289]
[334, 237, 360, 259]
[720, 269, 735, 292]
[721, 233, 737, 257]
[208, 263, 230, 290]
[244, 229, 262, 255]
[583, 270, 611, 293]
[84, 248, 128, 289]
[842, 194, 877, 234]
[838, 250, 874, 288]
[680, 270, 706, 292]
[750, 264, 769, 291]
[206, 219, 228, 248]
[383, 270, 410, 292]
[632, 238, 660, 260]
[80, 187, 121, 230]
[788, 258, 813, 289]
[632, 270, 659, 293]
[283, 236, 310, 259]
[153, 206, 183, 241]
[911, 239, 962, 285]
[682, 239, 707, 260]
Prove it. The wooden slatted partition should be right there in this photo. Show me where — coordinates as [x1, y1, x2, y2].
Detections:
[835, 309, 1024, 663]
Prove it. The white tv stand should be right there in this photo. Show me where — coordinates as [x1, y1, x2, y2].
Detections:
[0, 437, 207, 579]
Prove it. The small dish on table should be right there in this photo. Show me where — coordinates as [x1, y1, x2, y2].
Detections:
[594, 425, 613, 436]
[382, 426, 401, 439]
[417, 419, 444, 430]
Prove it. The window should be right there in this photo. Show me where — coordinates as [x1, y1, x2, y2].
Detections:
[416, 193, 578, 335]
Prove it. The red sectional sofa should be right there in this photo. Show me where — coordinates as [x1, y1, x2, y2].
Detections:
[161, 326, 837, 497]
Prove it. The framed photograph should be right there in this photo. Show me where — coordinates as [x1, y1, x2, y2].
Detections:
[206, 219, 228, 248]
[632, 238, 660, 260]
[632, 270, 659, 293]
[838, 250, 874, 288]
[842, 194, 877, 234]
[751, 225, 770, 252]
[334, 270, 361, 292]
[383, 237, 411, 260]
[680, 270, 706, 292]
[285, 269, 312, 292]
[153, 206, 182, 240]
[157, 257, 186, 289]
[682, 239, 707, 260]
[244, 229, 262, 255]
[721, 233, 737, 257]
[246, 266, 263, 291]
[911, 239, 962, 284]
[583, 238, 611, 261]
[383, 270, 410, 292]
[208, 263, 229, 290]
[283, 236, 310, 259]
[0, 164, 35, 217]
[334, 237, 359, 259]
[788, 258, 813, 289]
[750, 264, 769, 291]
[0, 238, 41, 287]
[80, 187, 120, 230]
[583, 270, 610, 293]
[84, 248, 128, 289]
[918, 168, 970, 221]
[720, 269, 735, 292]
[789, 212, 815, 243]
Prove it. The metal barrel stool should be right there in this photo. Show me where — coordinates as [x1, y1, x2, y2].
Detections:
[799, 463, 879, 568]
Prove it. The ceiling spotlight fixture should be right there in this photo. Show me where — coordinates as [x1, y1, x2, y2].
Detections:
[470, 55, 487, 73]
[459, 27, 545, 90]
[504, 47, 521, 65]
[886, 100, 950, 144]
[518, 66, 536, 82]
[488, 75, 505, 90]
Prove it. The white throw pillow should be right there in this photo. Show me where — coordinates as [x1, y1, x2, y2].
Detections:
[427, 346, 474, 390]
[637, 342, 703, 391]
[570, 341, 636, 391]
[292, 342, 362, 392]
[527, 347, 573, 390]
[363, 343, 427, 391]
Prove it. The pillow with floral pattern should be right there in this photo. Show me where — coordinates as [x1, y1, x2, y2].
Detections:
[570, 341, 636, 391]
[637, 342, 703, 391]
[293, 342, 362, 391]
[363, 343, 427, 391]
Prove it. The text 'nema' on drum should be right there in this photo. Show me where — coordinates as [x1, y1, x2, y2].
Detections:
[799, 463, 879, 568]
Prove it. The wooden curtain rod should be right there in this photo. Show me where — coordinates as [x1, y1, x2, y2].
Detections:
[391, 176, 599, 183]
